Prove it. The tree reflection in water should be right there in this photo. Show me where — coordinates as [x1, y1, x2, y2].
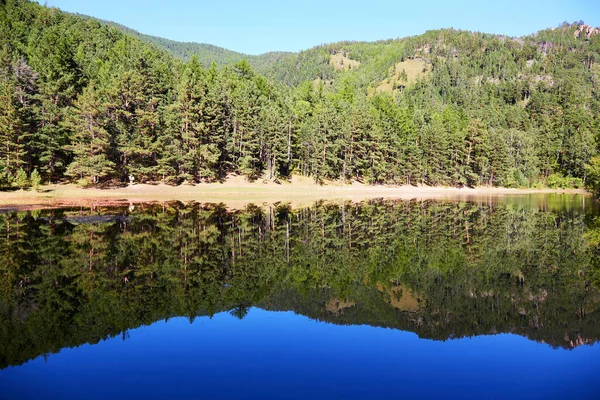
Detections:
[1, 197, 599, 369]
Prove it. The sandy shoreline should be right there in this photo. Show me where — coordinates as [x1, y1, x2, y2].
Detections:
[0, 175, 589, 210]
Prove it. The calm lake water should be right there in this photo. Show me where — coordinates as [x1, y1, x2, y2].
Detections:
[1, 194, 599, 399]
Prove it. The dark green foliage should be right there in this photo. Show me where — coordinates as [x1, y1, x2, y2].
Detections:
[1, 1, 599, 187]
[64, 84, 114, 183]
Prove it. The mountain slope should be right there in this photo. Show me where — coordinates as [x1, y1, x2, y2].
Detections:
[87, 16, 252, 67]
[85, 15, 300, 79]
[1, 0, 600, 192]
[94, 16, 600, 94]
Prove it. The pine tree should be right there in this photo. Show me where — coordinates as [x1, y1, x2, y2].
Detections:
[108, 41, 172, 182]
[170, 56, 205, 182]
[198, 62, 230, 180]
[27, 19, 82, 182]
[30, 168, 41, 191]
[64, 85, 115, 184]
[228, 64, 265, 179]
[0, 80, 27, 181]
[15, 167, 28, 189]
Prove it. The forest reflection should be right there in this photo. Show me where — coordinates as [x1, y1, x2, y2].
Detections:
[1, 196, 600, 369]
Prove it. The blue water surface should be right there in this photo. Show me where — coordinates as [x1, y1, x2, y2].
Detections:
[1, 308, 598, 400]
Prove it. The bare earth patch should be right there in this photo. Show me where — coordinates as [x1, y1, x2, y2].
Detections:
[377, 284, 421, 312]
[330, 52, 360, 71]
[0, 175, 588, 211]
[376, 58, 430, 94]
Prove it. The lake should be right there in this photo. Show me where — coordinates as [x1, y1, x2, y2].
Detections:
[0, 195, 599, 399]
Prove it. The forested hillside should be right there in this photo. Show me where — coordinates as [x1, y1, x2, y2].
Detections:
[1, 0, 600, 191]
[89, 17, 297, 75]
[82, 17, 253, 67]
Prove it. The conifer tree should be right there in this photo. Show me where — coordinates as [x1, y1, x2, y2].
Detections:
[64, 85, 115, 184]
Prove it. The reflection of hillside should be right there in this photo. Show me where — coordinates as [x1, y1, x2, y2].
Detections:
[261, 286, 600, 350]
[562, 334, 596, 349]
[376, 284, 421, 312]
[325, 297, 356, 315]
[1, 198, 600, 369]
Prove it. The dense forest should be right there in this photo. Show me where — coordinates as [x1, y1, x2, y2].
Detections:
[1, 0, 600, 191]
[1, 198, 599, 368]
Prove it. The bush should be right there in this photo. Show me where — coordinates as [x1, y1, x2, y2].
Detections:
[547, 173, 583, 189]
[532, 182, 544, 189]
[585, 157, 600, 196]
[547, 173, 563, 188]
[4, 171, 14, 187]
[76, 177, 93, 188]
[571, 178, 584, 189]
[30, 169, 41, 191]
[15, 169, 29, 189]
[505, 168, 530, 188]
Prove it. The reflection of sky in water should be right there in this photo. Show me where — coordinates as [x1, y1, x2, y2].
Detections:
[2, 308, 599, 400]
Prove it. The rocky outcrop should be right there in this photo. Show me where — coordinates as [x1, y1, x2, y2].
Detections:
[575, 24, 600, 39]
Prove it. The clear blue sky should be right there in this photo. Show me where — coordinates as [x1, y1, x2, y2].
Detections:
[36, 0, 600, 55]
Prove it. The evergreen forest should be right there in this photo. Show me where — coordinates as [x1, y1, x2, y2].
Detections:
[2, 0, 600, 191]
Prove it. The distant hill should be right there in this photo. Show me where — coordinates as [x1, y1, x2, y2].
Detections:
[81, 15, 308, 83]
[76, 15, 252, 67]
[87, 16, 600, 92]
[83, 14, 405, 87]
